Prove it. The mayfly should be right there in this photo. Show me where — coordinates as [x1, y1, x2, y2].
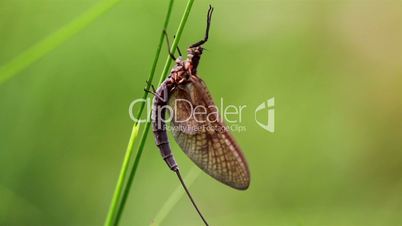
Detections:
[146, 5, 250, 225]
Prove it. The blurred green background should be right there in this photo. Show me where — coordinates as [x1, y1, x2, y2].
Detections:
[1, 0, 402, 225]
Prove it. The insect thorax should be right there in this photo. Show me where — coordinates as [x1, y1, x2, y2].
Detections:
[169, 46, 204, 85]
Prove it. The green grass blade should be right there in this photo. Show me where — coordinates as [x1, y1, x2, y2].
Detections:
[104, 0, 176, 225]
[134, 0, 175, 125]
[112, 0, 195, 225]
[0, 0, 121, 85]
[104, 123, 139, 226]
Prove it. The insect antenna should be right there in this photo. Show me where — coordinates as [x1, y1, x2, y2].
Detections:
[175, 169, 209, 226]
[190, 5, 214, 48]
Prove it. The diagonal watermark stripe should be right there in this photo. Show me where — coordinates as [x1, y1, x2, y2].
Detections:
[0, 0, 121, 85]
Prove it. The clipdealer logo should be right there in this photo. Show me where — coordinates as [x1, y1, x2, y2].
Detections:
[128, 97, 275, 133]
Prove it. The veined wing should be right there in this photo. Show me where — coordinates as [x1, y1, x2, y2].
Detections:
[168, 75, 250, 190]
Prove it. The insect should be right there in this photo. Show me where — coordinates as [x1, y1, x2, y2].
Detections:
[146, 5, 250, 225]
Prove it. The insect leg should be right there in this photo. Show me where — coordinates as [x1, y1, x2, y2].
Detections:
[144, 88, 165, 103]
[190, 5, 214, 48]
[143, 87, 157, 97]
[144, 81, 166, 102]
[176, 45, 183, 57]
[163, 30, 177, 60]
[145, 80, 156, 92]
[172, 35, 183, 56]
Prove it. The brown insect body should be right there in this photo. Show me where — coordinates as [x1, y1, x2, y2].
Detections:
[151, 46, 206, 171]
[152, 46, 250, 189]
[149, 6, 249, 225]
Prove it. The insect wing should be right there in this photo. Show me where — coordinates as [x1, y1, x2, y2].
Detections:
[168, 76, 250, 190]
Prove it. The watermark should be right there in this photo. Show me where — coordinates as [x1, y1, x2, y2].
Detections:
[128, 97, 275, 133]
[255, 97, 275, 133]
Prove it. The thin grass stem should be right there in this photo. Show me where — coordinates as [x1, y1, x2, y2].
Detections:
[104, 0, 200, 225]
[103, 1, 175, 225]
[0, 0, 121, 85]
[112, 1, 195, 225]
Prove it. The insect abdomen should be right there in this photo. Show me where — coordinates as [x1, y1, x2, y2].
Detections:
[152, 82, 178, 171]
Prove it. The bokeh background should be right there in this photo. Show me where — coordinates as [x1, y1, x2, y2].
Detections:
[1, 0, 402, 225]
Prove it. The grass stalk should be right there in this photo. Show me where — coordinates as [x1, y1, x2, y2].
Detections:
[112, 0, 195, 224]
[104, 0, 195, 225]
[103, 1, 174, 225]
[0, 0, 121, 85]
